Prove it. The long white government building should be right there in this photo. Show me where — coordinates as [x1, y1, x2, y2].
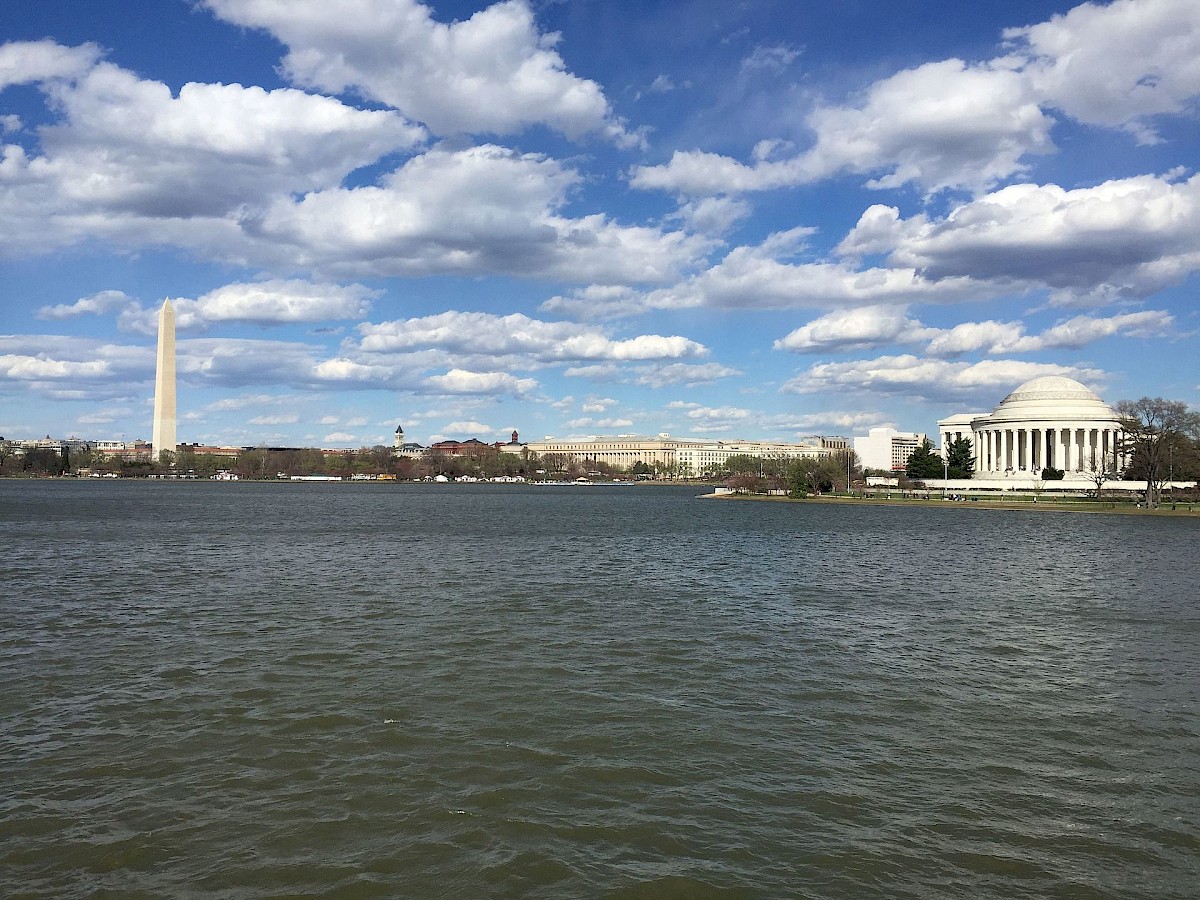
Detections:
[939, 376, 1125, 477]
[524, 434, 848, 476]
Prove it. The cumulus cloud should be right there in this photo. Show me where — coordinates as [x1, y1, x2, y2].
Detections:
[776, 306, 1174, 356]
[250, 144, 709, 282]
[924, 310, 1175, 355]
[424, 368, 537, 395]
[631, 0, 1200, 196]
[356, 310, 707, 365]
[774, 306, 935, 352]
[643, 228, 982, 311]
[203, 0, 635, 144]
[564, 361, 740, 388]
[187, 280, 376, 325]
[781, 353, 1105, 402]
[564, 416, 633, 429]
[802, 59, 1053, 193]
[0, 43, 701, 282]
[0, 39, 100, 89]
[36, 290, 136, 320]
[670, 195, 752, 236]
[440, 421, 493, 436]
[0, 44, 422, 232]
[39, 281, 377, 335]
[0, 41, 424, 253]
[839, 173, 1200, 299]
[630, 59, 1052, 196]
[1007, 0, 1200, 143]
[679, 404, 752, 423]
[0, 334, 151, 400]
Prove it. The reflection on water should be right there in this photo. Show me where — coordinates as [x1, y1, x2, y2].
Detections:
[2, 481, 1198, 898]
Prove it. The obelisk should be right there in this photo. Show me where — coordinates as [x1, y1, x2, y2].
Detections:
[152, 299, 177, 462]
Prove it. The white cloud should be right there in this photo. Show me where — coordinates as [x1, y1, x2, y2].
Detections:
[0, 335, 150, 400]
[248, 414, 299, 425]
[441, 420, 492, 435]
[322, 431, 358, 444]
[540, 285, 654, 320]
[36, 290, 136, 320]
[923, 320, 1029, 357]
[356, 310, 707, 365]
[765, 411, 893, 432]
[190, 280, 376, 325]
[76, 407, 131, 425]
[806, 59, 1053, 193]
[203, 0, 635, 144]
[680, 404, 752, 423]
[311, 358, 392, 384]
[0, 42, 424, 254]
[781, 353, 1105, 402]
[670, 195, 752, 236]
[1024, 310, 1175, 348]
[634, 362, 741, 388]
[774, 305, 935, 352]
[1, 46, 703, 281]
[636, 228, 982, 311]
[840, 173, 1200, 298]
[200, 393, 295, 413]
[253, 145, 709, 282]
[776, 306, 1174, 357]
[0, 354, 112, 381]
[0, 39, 100, 90]
[630, 59, 1052, 196]
[1007, 0, 1200, 143]
[631, 0, 1200, 196]
[91, 281, 378, 335]
[740, 44, 800, 75]
[424, 369, 537, 395]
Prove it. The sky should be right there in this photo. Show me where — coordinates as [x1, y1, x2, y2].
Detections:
[1, 0, 1198, 449]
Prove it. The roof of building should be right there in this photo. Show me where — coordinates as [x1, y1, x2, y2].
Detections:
[990, 376, 1117, 423]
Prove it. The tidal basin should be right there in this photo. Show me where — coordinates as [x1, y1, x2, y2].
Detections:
[2, 481, 1198, 898]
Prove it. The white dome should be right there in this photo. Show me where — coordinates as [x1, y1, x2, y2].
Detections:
[990, 376, 1117, 423]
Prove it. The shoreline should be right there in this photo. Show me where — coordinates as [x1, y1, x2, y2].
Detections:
[703, 491, 1200, 517]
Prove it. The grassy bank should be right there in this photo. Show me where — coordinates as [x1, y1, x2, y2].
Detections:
[709, 491, 1200, 516]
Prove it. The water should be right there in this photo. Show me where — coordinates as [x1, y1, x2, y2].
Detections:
[2, 481, 1198, 898]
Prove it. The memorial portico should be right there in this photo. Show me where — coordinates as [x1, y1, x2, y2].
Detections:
[939, 377, 1125, 479]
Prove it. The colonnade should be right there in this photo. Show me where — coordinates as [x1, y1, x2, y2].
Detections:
[959, 424, 1124, 475]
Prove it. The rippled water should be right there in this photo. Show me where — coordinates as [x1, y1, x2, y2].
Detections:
[2, 480, 1198, 898]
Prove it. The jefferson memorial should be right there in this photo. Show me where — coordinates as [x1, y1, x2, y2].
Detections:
[939, 376, 1124, 478]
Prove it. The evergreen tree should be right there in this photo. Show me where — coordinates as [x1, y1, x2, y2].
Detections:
[945, 436, 974, 479]
[905, 438, 944, 479]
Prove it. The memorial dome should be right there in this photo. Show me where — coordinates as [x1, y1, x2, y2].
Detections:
[991, 376, 1116, 422]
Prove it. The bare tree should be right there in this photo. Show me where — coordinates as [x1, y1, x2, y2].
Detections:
[1085, 450, 1118, 499]
[1117, 397, 1200, 508]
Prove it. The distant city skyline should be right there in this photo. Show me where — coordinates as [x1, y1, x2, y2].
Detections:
[2, 0, 1198, 449]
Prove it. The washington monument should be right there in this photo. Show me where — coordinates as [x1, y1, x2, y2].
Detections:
[152, 299, 176, 462]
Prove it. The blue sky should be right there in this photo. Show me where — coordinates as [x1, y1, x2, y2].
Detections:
[1, 0, 1197, 448]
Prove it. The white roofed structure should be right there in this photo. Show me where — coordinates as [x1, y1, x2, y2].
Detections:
[940, 376, 1124, 479]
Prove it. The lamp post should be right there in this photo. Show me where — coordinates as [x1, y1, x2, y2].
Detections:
[943, 455, 948, 499]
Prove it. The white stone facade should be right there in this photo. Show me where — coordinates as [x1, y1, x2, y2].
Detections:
[525, 435, 838, 475]
[151, 299, 177, 461]
[939, 376, 1124, 478]
[854, 427, 928, 472]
